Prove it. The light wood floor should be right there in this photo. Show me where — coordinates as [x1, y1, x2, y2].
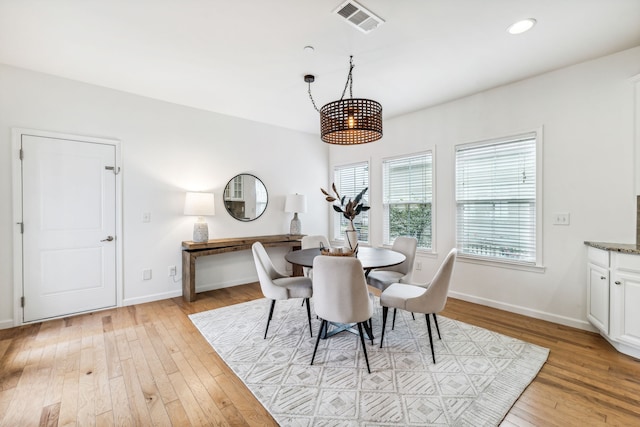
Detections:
[1, 283, 639, 426]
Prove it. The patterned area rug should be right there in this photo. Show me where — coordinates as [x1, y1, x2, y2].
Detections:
[190, 298, 549, 426]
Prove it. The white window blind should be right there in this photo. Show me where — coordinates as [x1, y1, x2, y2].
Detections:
[333, 162, 369, 242]
[382, 152, 433, 249]
[455, 134, 537, 264]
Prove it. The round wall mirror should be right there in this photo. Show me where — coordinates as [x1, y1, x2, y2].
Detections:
[223, 174, 268, 221]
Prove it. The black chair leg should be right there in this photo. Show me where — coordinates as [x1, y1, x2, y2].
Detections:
[392, 308, 397, 330]
[311, 320, 326, 365]
[357, 322, 371, 374]
[411, 312, 415, 320]
[305, 298, 313, 337]
[425, 314, 436, 364]
[264, 300, 276, 339]
[380, 306, 388, 348]
[432, 313, 441, 339]
[362, 318, 374, 345]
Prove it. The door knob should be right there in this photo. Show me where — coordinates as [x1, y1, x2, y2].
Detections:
[101, 236, 114, 242]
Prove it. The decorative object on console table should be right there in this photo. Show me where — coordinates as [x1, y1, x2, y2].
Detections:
[184, 192, 215, 243]
[284, 193, 307, 235]
[320, 183, 369, 254]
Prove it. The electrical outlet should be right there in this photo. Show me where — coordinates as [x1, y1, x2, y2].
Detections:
[168, 265, 177, 277]
[553, 212, 570, 225]
[142, 212, 151, 223]
[415, 261, 422, 271]
[142, 269, 152, 280]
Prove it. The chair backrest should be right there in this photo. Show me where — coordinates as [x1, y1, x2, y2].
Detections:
[251, 242, 288, 300]
[301, 235, 330, 250]
[406, 248, 458, 314]
[312, 256, 373, 324]
[387, 236, 418, 275]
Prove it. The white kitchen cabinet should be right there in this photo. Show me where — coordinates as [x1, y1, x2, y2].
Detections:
[585, 243, 640, 359]
[610, 253, 640, 350]
[587, 247, 609, 333]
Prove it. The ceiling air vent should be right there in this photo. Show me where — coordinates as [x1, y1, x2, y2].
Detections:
[334, 1, 385, 34]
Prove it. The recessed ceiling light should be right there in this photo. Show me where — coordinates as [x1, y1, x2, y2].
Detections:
[507, 18, 537, 35]
[303, 45, 315, 53]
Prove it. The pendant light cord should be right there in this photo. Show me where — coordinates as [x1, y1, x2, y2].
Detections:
[308, 82, 320, 112]
[307, 55, 355, 112]
[339, 56, 354, 101]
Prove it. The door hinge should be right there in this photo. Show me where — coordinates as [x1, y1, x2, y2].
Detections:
[17, 222, 23, 234]
[19, 148, 23, 160]
[21, 296, 24, 308]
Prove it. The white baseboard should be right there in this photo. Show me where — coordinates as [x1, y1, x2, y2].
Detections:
[122, 278, 254, 307]
[0, 318, 15, 330]
[194, 276, 256, 294]
[448, 290, 597, 332]
[123, 290, 182, 306]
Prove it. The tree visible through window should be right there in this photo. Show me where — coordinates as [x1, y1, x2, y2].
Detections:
[383, 152, 433, 249]
[455, 133, 537, 264]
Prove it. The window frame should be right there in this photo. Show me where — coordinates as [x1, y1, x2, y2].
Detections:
[330, 161, 371, 244]
[382, 150, 435, 251]
[454, 130, 544, 271]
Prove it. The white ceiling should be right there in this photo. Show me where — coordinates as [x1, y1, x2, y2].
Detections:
[1, 0, 639, 135]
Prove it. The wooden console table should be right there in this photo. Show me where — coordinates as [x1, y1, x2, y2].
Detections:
[181, 234, 304, 302]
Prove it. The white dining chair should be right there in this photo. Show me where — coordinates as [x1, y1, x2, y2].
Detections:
[367, 236, 418, 291]
[310, 255, 374, 373]
[301, 235, 330, 277]
[251, 242, 313, 339]
[379, 248, 457, 364]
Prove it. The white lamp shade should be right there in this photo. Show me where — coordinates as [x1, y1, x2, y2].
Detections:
[285, 194, 307, 213]
[184, 192, 215, 216]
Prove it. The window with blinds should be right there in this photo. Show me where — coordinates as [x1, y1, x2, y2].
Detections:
[382, 152, 433, 249]
[455, 133, 537, 264]
[333, 162, 369, 242]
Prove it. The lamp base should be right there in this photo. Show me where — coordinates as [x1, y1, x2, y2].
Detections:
[289, 213, 301, 235]
[193, 222, 209, 243]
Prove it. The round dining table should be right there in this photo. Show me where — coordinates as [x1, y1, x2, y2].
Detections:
[285, 246, 405, 339]
[285, 246, 406, 277]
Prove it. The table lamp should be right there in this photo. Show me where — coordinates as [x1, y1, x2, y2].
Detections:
[184, 192, 215, 242]
[285, 194, 307, 235]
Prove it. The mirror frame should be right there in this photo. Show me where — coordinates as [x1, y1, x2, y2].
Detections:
[223, 173, 268, 222]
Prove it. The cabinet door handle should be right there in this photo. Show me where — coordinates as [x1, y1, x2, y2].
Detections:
[600, 276, 606, 280]
[615, 281, 622, 285]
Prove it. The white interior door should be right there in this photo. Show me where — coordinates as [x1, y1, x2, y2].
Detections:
[21, 134, 117, 322]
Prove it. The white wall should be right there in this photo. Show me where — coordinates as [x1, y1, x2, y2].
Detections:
[2, 46, 639, 330]
[0, 64, 329, 327]
[329, 46, 640, 330]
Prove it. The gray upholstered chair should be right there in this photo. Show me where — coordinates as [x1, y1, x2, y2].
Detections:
[311, 256, 374, 373]
[367, 236, 418, 291]
[301, 235, 330, 277]
[379, 248, 457, 364]
[251, 241, 313, 339]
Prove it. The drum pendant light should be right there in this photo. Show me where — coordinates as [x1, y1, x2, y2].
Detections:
[305, 56, 382, 145]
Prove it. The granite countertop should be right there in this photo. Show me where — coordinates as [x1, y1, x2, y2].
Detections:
[584, 241, 640, 255]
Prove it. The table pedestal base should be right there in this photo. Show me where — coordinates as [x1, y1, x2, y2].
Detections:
[323, 320, 374, 341]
